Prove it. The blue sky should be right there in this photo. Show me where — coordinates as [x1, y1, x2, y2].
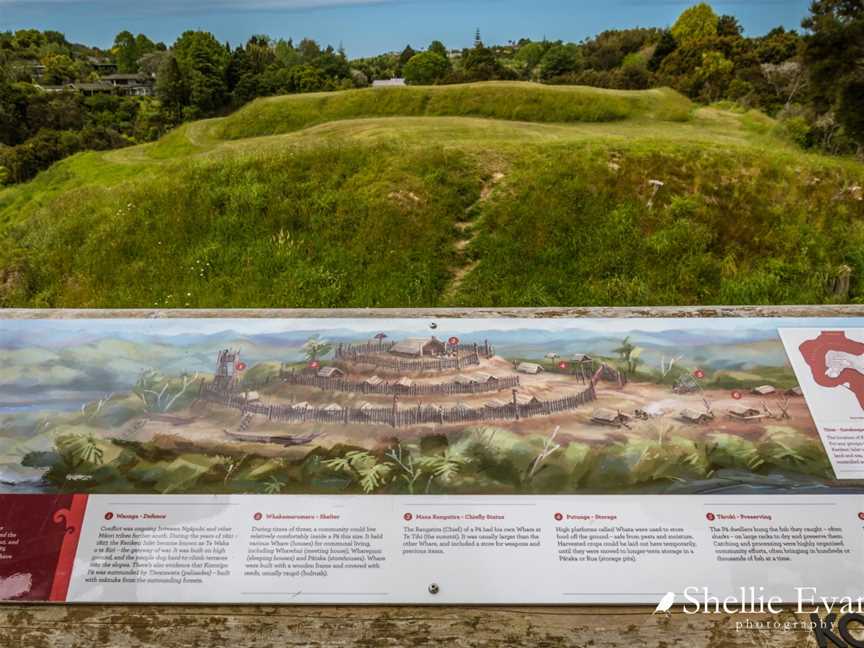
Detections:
[1, 0, 812, 57]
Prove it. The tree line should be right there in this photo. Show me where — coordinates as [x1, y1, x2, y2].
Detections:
[1, 0, 862, 184]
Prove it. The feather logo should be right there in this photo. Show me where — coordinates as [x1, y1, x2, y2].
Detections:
[653, 591, 676, 614]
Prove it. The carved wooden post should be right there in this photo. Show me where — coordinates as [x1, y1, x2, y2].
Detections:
[512, 389, 519, 421]
[391, 394, 399, 428]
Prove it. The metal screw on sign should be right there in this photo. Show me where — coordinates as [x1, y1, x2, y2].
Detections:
[428, 583, 440, 595]
[429, 322, 438, 330]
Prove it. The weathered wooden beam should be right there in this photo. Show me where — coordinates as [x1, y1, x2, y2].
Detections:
[0, 604, 824, 647]
[2, 305, 864, 319]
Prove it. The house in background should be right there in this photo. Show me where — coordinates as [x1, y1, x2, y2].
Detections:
[87, 57, 118, 75]
[67, 81, 114, 96]
[372, 78, 406, 87]
[317, 367, 345, 379]
[102, 73, 156, 97]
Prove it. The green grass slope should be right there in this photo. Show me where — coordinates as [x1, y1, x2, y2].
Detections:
[216, 83, 693, 140]
[1, 82, 863, 308]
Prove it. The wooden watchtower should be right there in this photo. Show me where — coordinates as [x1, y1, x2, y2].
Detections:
[213, 349, 240, 392]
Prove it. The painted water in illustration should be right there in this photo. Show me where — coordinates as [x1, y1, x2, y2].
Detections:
[2, 318, 863, 495]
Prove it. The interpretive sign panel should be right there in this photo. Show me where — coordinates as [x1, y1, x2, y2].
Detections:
[1, 317, 862, 604]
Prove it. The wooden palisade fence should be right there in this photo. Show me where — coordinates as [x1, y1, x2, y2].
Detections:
[277, 369, 520, 396]
[199, 383, 597, 428]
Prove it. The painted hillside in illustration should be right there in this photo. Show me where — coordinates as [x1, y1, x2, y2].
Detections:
[2, 318, 863, 496]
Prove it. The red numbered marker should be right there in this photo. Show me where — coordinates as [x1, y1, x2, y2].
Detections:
[309, 360, 320, 369]
[235, 361, 247, 371]
[731, 390, 743, 400]
[693, 369, 705, 379]
[558, 362, 569, 370]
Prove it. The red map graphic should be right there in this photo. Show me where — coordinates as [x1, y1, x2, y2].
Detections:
[0, 494, 88, 601]
[799, 331, 864, 409]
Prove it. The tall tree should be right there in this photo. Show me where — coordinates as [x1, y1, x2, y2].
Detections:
[399, 45, 416, 67]
[156, 54, 186, 119]
[802, 0, 864, 148]
[649, 31, 678, 71]
[428, 40, 448, 58]
[717, 14, 743, 37]
[539, 44, 582, 80]
[403, 51, 450, 85]
[172, 31, 229, 115]
[671, 3, 719, 47]
[113, 30, 139, 73]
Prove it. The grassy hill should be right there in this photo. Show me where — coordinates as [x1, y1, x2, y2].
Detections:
[1, 82, 863, 308]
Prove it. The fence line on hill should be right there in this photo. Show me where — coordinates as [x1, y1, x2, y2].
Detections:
[333, 349, 482, 372]
[335, 339, 494, 358]
[199, 383, 597, 428]
[278, 369, 520, 396]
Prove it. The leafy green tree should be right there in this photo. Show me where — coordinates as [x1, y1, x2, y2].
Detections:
[462, 43, 505, 80]
[649, 31, 677, 71]
[290, 64, 329, 92]
[539, 43, 582, 80]
[671, 3, 719, 47]
[138, 50, 168, 76]
[113, 31, 138, 72]
[620, 52, 650, 89]
[40, 53, 76, 84]
[297, 38, 322, 62]
[755, 27, 802, 64]
[156, 53, 186, 119]
[428, 40, 448, 58]
[172, 31, 229, 115]
[695, 50, 734, 101]
[717, 15, 743, 37]
[838, 77, 864, 145]
[135, 34, 158, 60]
[802, 0, 864, 148]
[398, 44, 416, 74]
[403, 51, 450, 85]
[515, 41, 546, 75]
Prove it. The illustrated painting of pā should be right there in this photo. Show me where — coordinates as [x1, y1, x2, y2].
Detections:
[2, 318, 864, 496]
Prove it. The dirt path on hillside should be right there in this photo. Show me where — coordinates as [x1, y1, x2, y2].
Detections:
[441, 170, 506, 300]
